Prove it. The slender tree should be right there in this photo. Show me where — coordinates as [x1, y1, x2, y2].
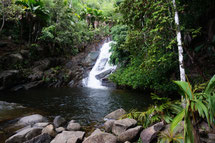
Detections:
[172, 0, 186, 82]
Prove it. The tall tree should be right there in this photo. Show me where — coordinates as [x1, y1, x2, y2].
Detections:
[172, 0, 186, 82]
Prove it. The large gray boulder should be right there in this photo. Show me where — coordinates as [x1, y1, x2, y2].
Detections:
[95, 69, 113, 80]
[140, 121, 164, 143]
[24, 133, 51, 143]
[67, 121, 81, 131]
[17, 114, 47, 126]
[112, 118, 137, 136]
[5, 127, 42, 143]
[117, 126, 142, 142]
[104, 120, 115, 132]
[83, 132, 117, 143]
[50, 131, 85, 143]
[104, 108, 126, 120]
[53, 116, 66, 128]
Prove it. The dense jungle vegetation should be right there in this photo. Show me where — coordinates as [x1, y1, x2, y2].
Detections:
[0, 0, 215, 143]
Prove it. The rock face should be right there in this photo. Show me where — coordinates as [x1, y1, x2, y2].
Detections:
[50, 131, 85, 143]
[140, 121, 164, 143]
[53, 116, 66, 128]
[67, 122, 81, 131]
[117, 126, 142, 142]
[17, 114, 47, 126]
[104, 108, 126, 120]
[24, 133, 51, 143]
[83, 132, 117, 143]
[112, 118, 137, 136]
[5, 127, 42, 143]
[104, 120, 115, 132]
[84, 51, 100, 66]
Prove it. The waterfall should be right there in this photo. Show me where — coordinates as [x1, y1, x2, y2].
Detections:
[84, 41, 116, 89]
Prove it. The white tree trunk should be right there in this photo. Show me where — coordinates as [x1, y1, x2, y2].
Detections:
[172, 0, 186, 82]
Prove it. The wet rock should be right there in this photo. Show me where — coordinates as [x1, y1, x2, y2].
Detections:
[118, 126, 142, 142]
[104, 120, 115, 132]
[5, 127, 42, 143]
[0, 70, 20, 89]
[84, 51, 99, 66]
[95, 69, 113, 80]
[0, 101, 24, 110]
[112, 118, 137, 136]
[42, 124, 57, 137]
[53, 116, 66, 128]
[67, 122, 81, 131]
[56, 127, 65, 133]
[140, 121, 164, 143]
[83, 132, 117, 143]
[101, 77, 116, 87]
[50, 131, 85, 143]
[104, 108, 126, 120]
[24, 133, 51, 143]
[17, 114, 47, 126]
[97, 58, 108, 71]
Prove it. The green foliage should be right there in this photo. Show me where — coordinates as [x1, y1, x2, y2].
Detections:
[109, 0, 178, 92]
[170, 75, 215, 143]
[123, 95, 182, 128]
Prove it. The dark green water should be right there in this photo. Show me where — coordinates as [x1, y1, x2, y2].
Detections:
[0, 87, 152, 141]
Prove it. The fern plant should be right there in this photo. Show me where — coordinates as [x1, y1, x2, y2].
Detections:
[170, 75, 215, 143]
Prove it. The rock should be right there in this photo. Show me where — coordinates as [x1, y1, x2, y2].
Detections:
[112, 118, 137, 136]
[140, 121, 164, 143]
[104, 108, 126, 120]
[104, 120, 115, 132]
[17, 114, 47, 126]
[34, 122, 49, 128]
[53, 116, 66, 128]
[83, 132, 117, 143]
[95, 69, 113, 80]
[5, 127, 42, 143]
[42, 124, 57, 137]
[208, 133, 215, 140]
[118, 126, 142, 142]
[24, 133, 51, 143]
[84, 51, 99, 66]
[20, 50, 30, 58]
[50, 131, 85, 143]
[67, 122, 81, 131]
[0, 101, 24, 110]
[91, 129, 103, 136]
[101, 77, 116, 87]
[56, 127, 65, 133]
[124, 141, 131, 143]
[9, 53, 23, 64]
[0, 70, 20, 89]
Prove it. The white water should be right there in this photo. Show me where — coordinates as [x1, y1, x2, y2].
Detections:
[84, 41, 116, 89]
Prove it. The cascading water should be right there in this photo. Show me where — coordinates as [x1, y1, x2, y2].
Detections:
[84, 41, 116, 89]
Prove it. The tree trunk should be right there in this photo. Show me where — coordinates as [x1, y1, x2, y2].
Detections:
[172, 0, 186, 82]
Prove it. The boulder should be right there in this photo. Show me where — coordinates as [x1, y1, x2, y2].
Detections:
[140, 121, 164, 143]
[5, 127, 42, 143]
[118, 126, 142, 142]
[101, 77, 116, 87]
[53, 116, 66, 128]
[97, 58, 108, 71]
[95, 69, 113, 80]
[84, 51, 99, 66]
[112, 118, 137, 136]
[104, 109, 126, 120]
[91, 129, 103, 136]
[67, 122, 81, 131]
[56, 127, 65, 133]
[17, 114, 47, 126]
[33, 123, 49, 128]
[50, 131, 85, 143]
[24, 133, 51, 143]
[42, 124, 57, 137]
[83, 132, 117, 143]
[0, 70, 20, 89]
[104, 120, 115, 132]
[9, 53, 23, 64]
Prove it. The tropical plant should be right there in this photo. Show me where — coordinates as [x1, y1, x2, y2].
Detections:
[170, 75, 215, 143]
